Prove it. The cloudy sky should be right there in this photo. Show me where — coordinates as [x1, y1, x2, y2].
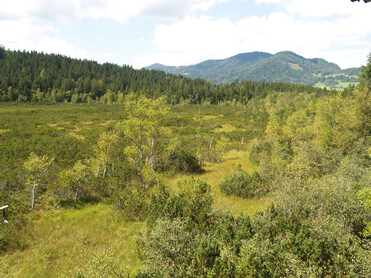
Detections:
[0, 0, 370, 69]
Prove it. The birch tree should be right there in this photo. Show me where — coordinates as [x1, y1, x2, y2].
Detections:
[116, 96, 170, 170]
[115, 96, 173, 186]
[23, 152, 54, 209]
[93, 131, 119, 179]
[60, 160, 89, 203]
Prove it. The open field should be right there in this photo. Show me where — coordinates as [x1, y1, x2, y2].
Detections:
[0, 204, 142, 277]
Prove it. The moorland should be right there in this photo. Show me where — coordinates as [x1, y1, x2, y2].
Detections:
[0, 48, 370, 277]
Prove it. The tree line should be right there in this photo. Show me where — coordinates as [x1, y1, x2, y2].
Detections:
[0, 48, 327, 104]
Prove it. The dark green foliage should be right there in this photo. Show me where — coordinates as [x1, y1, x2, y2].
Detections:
[177, 179, 213, 230]
[146, 185, 182, 226]
[360, 52, 371, 89]
[219, 168, 263, 198]
[139, 181, 370, 277]
[117, 187, 148, 221]
[187, 213, 254, 277]
[168, 149, 203, 173]
[137, 217, 195, 277]
[147, 179, 213, 230]
[0, 182, 29, 254]
[0, 49, 327, 104]
[138, 178, 258, 277]
[0, 46, 5, 60]
[237, 204, 370, 277]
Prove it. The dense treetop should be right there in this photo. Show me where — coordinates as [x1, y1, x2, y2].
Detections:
[0, 49, 327, 104]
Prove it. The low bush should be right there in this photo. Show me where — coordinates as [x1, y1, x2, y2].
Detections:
[219, 168, 262, 198]
[169, 149, 203, 173]
[117, 186, 148, 221]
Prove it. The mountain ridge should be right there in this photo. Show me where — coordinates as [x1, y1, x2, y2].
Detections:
[146, 51, 360, 88]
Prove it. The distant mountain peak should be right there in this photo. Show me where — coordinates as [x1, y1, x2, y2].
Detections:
[146, 51, 360, 88]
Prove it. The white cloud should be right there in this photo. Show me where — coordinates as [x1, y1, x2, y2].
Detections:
[153, 16, 240, 58]
[0, 20, 87, 59]
[254, 0, 371, 18]
[1, 0, 370, 69]
[285, 0, 370, 18]
[140, 8, 371, 68]
[0, 0, 228, 63]
[255, 0, 282, 4]
[192, 0, 229, 11]
[0, 0, 228, 24]
[0, 0, 230, 65]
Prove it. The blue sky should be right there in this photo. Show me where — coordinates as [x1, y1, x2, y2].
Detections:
[0, 0, 370, 69]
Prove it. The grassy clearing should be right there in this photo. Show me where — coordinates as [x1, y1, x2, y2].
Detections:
[163, 149, 271, 216]
[0, 204, 142, 277]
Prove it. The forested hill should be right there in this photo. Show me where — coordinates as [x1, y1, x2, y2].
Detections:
[146, 51, 360, 88]
[0, 48, 327, 103]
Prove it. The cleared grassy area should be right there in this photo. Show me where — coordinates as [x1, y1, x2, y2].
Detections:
[0, 204, 142, 277]
[163, 149, 272, 216]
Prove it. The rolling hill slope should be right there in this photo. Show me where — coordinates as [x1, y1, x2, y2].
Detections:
[146, 51, 360, 88]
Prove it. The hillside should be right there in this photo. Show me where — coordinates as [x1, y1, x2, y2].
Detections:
[146, 51, 360, 88]
[0, 48, 327, 104]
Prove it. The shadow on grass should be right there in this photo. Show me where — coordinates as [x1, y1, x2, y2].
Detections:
[59, 196, 100, 209]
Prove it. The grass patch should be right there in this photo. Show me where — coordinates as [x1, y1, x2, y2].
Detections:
[163, 150, 271, 216]
[0, 129, 10, 134]
[68, 131, 85, 141]
[214, 123, 236, 133]
[0, 204, 142, 277]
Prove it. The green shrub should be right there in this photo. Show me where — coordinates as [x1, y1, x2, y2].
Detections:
[72, 250, 126, 278]
[169, 149, 203, 173]
[219, 169, 262, 198]
[137, 217, 195, 277]
[0, 189, 29, 254]
[118, 186, 147, 221]
[178, 179, 213, 231]
[147, 179, 213, 231]
[237, 205, 371, 277]
[146, 185, 183, 226]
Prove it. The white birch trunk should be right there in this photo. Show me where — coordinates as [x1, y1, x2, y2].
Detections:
[74, 182, 80, 203]
[31, 181, 36, 209]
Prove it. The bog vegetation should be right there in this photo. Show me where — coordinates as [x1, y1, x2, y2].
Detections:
[0, 48, 370, 277]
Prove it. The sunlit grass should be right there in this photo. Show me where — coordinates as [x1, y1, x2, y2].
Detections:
[214, 123, 236, 133]
[0, 204, 142, 277]
[0, 128, 10, 134]
[163, 149, 272, 216]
